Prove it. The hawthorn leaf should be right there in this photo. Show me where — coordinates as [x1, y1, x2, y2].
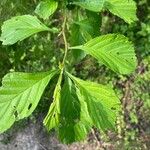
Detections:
[67, 72, 121, 130]
[104, 0, 138, 24]
[0, 70, 58, 133]
[0, 15, 54, 45]
[70, 34, 137, 74]
[73, 0, 104, 12]
[35, 0, 58, 20]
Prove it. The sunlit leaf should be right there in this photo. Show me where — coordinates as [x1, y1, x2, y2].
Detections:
[0, 70, 58, 133]
[70, 34, 137, 74]
[0, 15, 53, 45]
[104, 0, 138, 23]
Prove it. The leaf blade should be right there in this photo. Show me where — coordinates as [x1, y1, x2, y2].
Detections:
[104, 0, 138, 23]
[44, 76, 92, 143]
[70, 34, 137, 74]
[0, 70, 58, 133]
[67, 73, 121, 131]
[73, 0, 104, 12]
[0, 15, 51, 45]
[58, 77, 92, 143]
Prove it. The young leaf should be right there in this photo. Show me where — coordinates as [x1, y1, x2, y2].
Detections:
[44, 76, 92, 143]
[35, 0, 58, 20]
[67, 73, 121, 131]
[70, 34, 137, 74]
[73, 0, 104, 12]
[44, 70, 63, 131]
[0, 15, 53, 45]
[104, 0, 138, 24]
[0, 70, 58, 133]
[43, 98, 60, 131]
[43, 71, 63, 132]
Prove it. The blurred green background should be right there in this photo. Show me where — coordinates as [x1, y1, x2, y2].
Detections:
[0, 0, 150, 149]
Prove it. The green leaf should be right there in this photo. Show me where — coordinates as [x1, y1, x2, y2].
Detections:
[35, 0, 58, 20]
[0, 70, 58, 133]
[73, 0, 104, 12]
[104, 0, 138, 24]
[67, 73, 121, 131]
[44, 68, 66, 131]
[74, 19, 100, 41]
[43, 98, 60, 131]
[58, 77, 92, 143]
[70, 20, 93, 62]
[70, 11, 101, 62]
[70, 34, 137, 74]
[44, 70, 63, 131]
[0, 15, 52, 45]
[44, 76, 92, 143]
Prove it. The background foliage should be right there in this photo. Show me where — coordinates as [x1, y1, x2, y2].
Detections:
[0, 0, 150, 149]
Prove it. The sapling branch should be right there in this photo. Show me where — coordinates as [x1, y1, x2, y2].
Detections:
[0, 0, 138, 143]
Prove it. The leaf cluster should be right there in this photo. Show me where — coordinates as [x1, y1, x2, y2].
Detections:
[0, 0, 138, 143]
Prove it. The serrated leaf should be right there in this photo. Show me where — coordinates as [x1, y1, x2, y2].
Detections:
[58, 77, 92, 143]
[0, 15, 52, 45]
[0, 70, 58, 133]
[73, 0, 104, 12]
[44, 76, 92, 143]
[67, 73, 121, 131]
[70, 34, 137, 74]
[104, 0, 138, 24]
[35, 0, 58, 20]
